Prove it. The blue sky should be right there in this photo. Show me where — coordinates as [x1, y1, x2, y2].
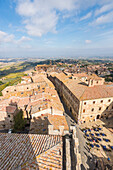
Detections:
[0, 0, 113, 58]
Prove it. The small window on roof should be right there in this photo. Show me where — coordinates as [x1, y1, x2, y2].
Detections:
[6, 91, 9, 93]
[93, 101, 95, 104]
[84, 102, 86, 105]
[108, 99, 111, 102]
[92, 108, 94, 112]
[101, 100, 103, 103]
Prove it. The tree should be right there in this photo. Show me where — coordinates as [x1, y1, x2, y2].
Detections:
[13, 109, 26, 131]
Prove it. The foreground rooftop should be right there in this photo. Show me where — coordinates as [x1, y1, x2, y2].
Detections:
[0, 133, 62, 170]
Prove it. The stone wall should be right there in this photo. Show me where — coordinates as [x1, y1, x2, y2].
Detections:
[70, 126, 82, 170]
[48, 125, 69, 135]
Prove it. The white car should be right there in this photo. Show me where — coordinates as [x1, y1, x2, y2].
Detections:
[8, 129, 12, 133]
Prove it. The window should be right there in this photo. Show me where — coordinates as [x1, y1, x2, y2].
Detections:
[90, 115, 92, 117]
[27, 87, 29, 89]
[14, 89, 16, 91]
[8, 115, 10, 118]
[6, 91, 9, 93]
[84, 102, 86, 105]
[83, 109, 85, 113]
[101, 100, 103, 103]
[96, 81, 98, 84]
[99, 107, 101, 111]
[83, 121, 86, 123]
[106, 106, 109, 110]
[97, 115, 100, 119]
[112, 106, 113, 110]
[108, 99, 111, 102]
[93, 101, 95, 104]
[92, 108, 94, 112]
[10, 120, 12, 123]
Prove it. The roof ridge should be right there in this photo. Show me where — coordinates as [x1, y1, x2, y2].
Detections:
[15, 139, 62, 169]
[79, 86, 88, 101]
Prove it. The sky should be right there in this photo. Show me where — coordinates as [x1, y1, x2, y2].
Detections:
[0, 0, 113, 58]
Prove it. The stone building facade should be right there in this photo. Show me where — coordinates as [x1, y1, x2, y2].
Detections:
[49, 73, 113, 124]
[2, 81, 47, 97]
[0, 103, 18, 130]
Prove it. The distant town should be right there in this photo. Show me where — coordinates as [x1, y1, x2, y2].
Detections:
[0, 58, 113, 169]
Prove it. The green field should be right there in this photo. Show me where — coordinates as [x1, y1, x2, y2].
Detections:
[0, 72, 26, 96]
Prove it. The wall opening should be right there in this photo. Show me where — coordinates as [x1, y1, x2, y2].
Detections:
[70, 107, 72, 113]
[96, 115, 100, 119]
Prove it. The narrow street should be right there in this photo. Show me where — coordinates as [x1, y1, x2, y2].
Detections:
[58, 94, 96, 170]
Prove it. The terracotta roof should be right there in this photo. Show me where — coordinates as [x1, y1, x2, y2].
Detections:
[0, 133, 62, 170]
[87, 74, 102, 80]
[73, 73, 88, 78]
[21, 142, 62, 169]
[48, 115, 69, 131]
[18, 97, 30, 107]
[30, 114, 69, 134]
[52, 73, 113, 101]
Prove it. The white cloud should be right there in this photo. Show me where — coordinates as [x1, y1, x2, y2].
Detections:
[0, 30, 14, 43]
[95, 3, 113, 16]
[0, 31, 7, 38]
[91, 11, 113, 25]
[17, 36, 31, 43]
[0, 30, 31, 47]
[80, 12, 92, 21]
[16, 0, 77, 37]
[12, 0, 113, 38]
[15, 0, 113, 37]
[85, 40, 92, 44]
